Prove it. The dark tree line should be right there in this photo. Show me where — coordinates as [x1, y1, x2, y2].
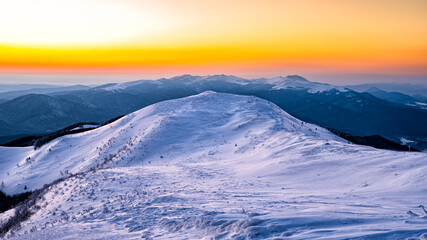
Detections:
[0, 190, 32, 214]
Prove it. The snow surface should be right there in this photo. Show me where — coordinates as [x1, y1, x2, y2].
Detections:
[414, 102, 427, 110]
[0, 91, 426, 239]
[70, 124, 99, 131]
[400, 137, 415, 146]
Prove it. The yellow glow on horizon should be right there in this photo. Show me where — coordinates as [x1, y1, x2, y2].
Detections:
[0, 0, 171, 46]
[0, 0, 426, 77]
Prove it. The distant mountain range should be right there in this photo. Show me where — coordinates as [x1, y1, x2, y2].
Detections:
[0, 84, 64, 93]
[1, 75, 426, 150]
[0, 85, 91, 100]
[345, 82, 427, 97]
[363, 87, 427, 110]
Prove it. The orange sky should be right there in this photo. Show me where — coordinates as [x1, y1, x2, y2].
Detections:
[0, 0, 426, 83]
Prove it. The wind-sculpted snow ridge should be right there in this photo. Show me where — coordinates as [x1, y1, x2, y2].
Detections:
[0, 91, 426, 239]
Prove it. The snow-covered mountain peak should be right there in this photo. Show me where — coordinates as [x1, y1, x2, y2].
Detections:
[0, 92, 339, 195]
[167, 74, 248, 84]
[101, 79, 162, 91]
[1, 92, 426, 239]
[263, 75, 348, 93]
[168, 74, 203, 82]
[282, 75, 310, 82]
[201, 74, 248, 83]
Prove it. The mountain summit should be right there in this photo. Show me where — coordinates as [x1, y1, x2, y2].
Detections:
[0, 92, 426, 239]
[0, 91, 341, 195]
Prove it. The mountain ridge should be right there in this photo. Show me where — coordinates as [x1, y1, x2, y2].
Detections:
[0, 75, 426, 150]
[0, 92, 426, 239]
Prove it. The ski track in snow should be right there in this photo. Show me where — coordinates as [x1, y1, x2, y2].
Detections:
[0, 91, 426, 239]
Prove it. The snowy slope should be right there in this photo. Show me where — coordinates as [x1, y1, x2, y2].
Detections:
[0, 92, 426, 239]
